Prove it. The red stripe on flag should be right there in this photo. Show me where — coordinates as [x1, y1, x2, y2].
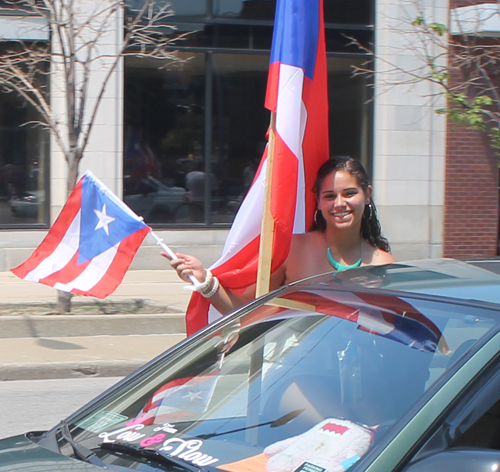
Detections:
[11, 181, 83, 279]
[270, 132, 299, 253]
[38, 252, 91, 287]
[215, 237, 261, 289]
[185, 294, 210, 336]
[72, 226, 149, 298]
[265, 62, 280, 112]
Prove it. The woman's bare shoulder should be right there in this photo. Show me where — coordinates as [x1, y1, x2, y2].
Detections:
[291, 231, 324, 247]
[365, 244, 397, 265]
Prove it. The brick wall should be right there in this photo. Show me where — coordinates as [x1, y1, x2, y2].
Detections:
[444, 120, 499, 257]
[444, 0, 499, 257]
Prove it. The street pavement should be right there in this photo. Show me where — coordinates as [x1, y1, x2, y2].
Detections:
[0, 269, 191, 381]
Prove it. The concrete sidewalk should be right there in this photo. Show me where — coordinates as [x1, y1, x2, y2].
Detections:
[0, 270, 191, 381]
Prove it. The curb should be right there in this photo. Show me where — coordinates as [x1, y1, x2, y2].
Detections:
[0, 313, 186, 338]
[0, 360, 144, 381]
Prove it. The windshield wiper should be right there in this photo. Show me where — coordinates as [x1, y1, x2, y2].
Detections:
[197, 408, 304, 439]
[100, 442, 205, 472]
[59, 420, 109, 469]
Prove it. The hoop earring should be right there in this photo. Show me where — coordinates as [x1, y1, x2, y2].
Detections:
[368, 203, 374, 220]
[314, 209, 320, 226]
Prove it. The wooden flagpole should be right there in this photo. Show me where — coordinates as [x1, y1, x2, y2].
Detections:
[255, 111, 277, 298]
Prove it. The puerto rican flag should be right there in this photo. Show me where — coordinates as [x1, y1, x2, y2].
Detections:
[129, 372, 220, 426]
[239, 290, 448, 354]
[281, 290, 449, 354]
[11, 171, 150, 298]
[186, 0, 329, 335]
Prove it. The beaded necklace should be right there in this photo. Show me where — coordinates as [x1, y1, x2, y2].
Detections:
[326, 248, 362, 271]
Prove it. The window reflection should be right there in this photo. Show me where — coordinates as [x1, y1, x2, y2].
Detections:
[125, 0, 374, 25]
[0, 43, 48, 227]
[124, 53, 205, 224]
[210, 54, 269, 224]
[123, 0, 374, 228]
[213, 0, 277, 20]
[123, 53, 371, 226]
[127, 0, 207, 17]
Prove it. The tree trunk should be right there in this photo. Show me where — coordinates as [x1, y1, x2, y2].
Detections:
[56, 150, 80, 314]
[56, 290, 72, 313]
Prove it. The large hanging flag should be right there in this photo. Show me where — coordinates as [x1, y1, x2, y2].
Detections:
[12, 170, 150, 298]
[185, 0, 330, 335]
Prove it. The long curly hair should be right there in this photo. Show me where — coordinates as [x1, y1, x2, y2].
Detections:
[310, 156, 391, 252]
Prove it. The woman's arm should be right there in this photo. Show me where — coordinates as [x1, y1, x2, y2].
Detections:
[163, 252, 251, 315]
[163, 252, 287, 315]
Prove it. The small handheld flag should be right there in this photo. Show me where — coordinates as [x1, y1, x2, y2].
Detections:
[12, 170, 150, 299]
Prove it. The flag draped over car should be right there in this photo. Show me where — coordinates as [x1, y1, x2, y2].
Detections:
[185, 0, 330, 335]
[12, 170, 150, 298]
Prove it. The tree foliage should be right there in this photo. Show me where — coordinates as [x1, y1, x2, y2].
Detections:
[351, 0, 500, 158]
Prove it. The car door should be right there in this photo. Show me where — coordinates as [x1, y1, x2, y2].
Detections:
[398, 348, 500, 472]
[356, 330, 500, 472]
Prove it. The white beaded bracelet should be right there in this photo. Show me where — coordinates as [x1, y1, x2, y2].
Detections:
[193, 270, 212, 293]
[201, 276, 220, 298]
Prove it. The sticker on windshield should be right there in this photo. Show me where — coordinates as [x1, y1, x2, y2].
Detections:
[99, 425, 220, 467]
[75, 411, 129, 433]
[294, 462, 327, 472]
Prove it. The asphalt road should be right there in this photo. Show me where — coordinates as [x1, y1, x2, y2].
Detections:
[0, 377, 122, 439]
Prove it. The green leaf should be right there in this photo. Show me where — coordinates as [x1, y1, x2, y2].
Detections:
[429, 22, 448, 35]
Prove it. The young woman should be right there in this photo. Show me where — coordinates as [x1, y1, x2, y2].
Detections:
[164, 156, 396, 314]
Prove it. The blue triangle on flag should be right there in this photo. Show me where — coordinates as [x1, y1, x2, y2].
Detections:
[78, 173, 147, 265]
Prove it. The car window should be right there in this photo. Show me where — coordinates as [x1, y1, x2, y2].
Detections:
[53, 287, 500, 472]
[408, 355, 500, 465]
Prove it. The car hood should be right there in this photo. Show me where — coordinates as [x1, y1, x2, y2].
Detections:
[0, 434, 101, 471]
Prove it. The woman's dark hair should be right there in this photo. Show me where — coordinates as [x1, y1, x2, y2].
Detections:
[310, 156, 391, 252]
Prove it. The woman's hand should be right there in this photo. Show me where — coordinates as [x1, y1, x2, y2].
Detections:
[161, 251, 207, 284]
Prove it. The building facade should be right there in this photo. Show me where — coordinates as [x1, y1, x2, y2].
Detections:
[0, 0, 496, 272]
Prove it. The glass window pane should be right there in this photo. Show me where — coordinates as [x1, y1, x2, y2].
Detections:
[211, 0, 373, 24]
[328, 56, 372, 165]
[324, 0, 373, 25]
[210, 53, 270, 224]
[0, 43, 49, 227]
[325, 28, 373, 54]
[126, 0, 207, 18]
[123, 53, 206, 225]
[213, 0, 277, 20]
[169, 0, 207, 17]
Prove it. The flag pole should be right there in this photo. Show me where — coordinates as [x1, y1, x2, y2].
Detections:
[256, 111, 277, 298]
[150, 230, 203, 289]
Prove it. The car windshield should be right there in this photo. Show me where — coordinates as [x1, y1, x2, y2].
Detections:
[57, 283, 500, 472]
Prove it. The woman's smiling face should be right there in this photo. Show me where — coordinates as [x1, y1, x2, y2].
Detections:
[317, 170, 371, 231]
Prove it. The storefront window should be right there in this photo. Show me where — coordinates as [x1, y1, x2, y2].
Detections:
[124, 53, 205, 224]
[212, 0, 277, 20]
[123, 0, 374, 227]
[0, 43, 49, 227]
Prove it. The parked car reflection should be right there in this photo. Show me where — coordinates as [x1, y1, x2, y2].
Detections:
[9, 190, 44, 218]
[124, 176, 203, 224]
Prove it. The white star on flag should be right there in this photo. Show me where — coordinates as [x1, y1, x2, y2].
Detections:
[94, 204, 116, 235]
[183, 391, 203, 401]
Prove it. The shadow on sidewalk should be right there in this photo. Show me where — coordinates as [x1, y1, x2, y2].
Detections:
[23, 315, 85, 350]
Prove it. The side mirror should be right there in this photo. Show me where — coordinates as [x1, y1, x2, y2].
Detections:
[405, 447, 500, 472]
